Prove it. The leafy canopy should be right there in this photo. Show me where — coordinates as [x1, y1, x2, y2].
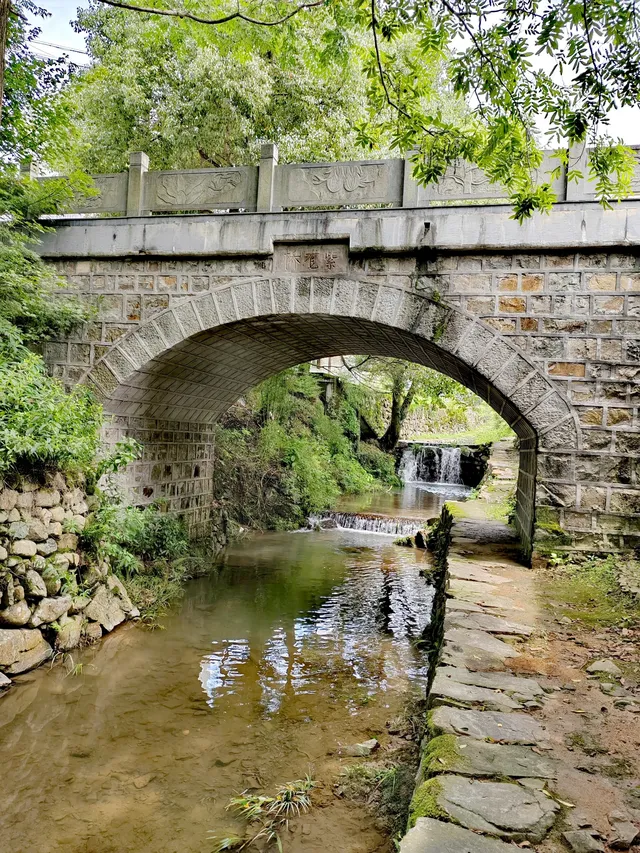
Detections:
[353, 0, 640, 218]
[64, 0, 640, 218]
[3, 0, 73, 164]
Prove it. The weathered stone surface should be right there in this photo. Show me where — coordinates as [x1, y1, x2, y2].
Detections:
[8, 520, 29, 539]
[421, 735, 557, 780]
[412, 775, 559, 842]
[436, 667, 544, 701]
[0, 671, 10, 689]
[27, 519, 49, 542]
[448, 581, 519, 611]
[0, 489, 18, 511]
[57, 533, 79, 551]
[24, 569, 48, 599]
[36, 538, 58, 556]
[85, 585, 126, 632]
[29, 595, 72, 627]
[441, 644, 509, 673]
[447, 561, 511, 585]
[444, 628, 520, 659]
[400, 817, 521, 853]
[0, 601, 31, 627]
[430, 706, 548, 745]
[343, 738, 380, 757]
[11, 539, 37, 557]
[586, 659, 622, 677]
[563, 830, 605, 852]
[54, 615, 83, 651]
[41, 566, 62, 596]
[0, 545, 7, 561]
[34, 489, 61, 508]
[82, 620, 102, 643]
[608, 811, 639, 849]
[430, 674, 521, 712]
[106, 573, 135, 614]
[0, 628, 52, 674]
[445, 610, 533, 637]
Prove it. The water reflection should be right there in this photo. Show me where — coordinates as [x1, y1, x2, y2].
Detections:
[0, 528, 434, 853]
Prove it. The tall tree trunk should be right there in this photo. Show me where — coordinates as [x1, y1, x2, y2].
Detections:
[378, 378, 416, 452]
[0, 0, 10, 127]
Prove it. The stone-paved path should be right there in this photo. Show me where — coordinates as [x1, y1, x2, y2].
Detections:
[401, 516, 640, 853]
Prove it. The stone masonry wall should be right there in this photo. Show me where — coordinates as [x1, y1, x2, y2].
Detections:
[42, 247, 640, 554]
[0, 474, 138, 691]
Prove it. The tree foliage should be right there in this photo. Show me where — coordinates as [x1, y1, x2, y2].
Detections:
[2, 0, 73, 163]
[55, 0, 640, 218]
[61, 1, 375, 171]
[355, 0, 640, 218]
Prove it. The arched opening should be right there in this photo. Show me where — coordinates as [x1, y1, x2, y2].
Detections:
[82, 277, 580, 557]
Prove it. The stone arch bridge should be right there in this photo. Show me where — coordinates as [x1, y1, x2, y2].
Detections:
[35, 149, 640, 557]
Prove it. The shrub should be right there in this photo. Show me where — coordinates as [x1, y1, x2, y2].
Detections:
[0, 350, 102, 476]
[357, 442, 401, 486]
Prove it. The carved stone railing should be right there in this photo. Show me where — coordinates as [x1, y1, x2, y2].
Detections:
[23, 142, 640, 216]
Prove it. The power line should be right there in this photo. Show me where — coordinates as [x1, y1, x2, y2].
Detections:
[32, 39, 90, 56]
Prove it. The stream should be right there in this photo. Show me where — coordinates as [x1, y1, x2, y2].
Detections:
[0, 476, 468, 853]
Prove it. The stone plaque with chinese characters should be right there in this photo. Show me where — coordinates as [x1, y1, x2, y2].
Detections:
[273, 242, 349, 276]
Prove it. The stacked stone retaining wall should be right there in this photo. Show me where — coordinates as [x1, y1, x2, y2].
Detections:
[0, 475, 138, 691]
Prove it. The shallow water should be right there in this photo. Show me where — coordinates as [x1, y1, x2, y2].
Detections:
[0, 525, 436, 853]
[337, 483, 471, 519]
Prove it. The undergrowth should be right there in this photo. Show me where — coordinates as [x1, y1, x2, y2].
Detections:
[544, 554, 639, 627]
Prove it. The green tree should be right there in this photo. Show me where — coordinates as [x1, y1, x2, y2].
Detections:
[61, 2, 374, 171]
[49, 0, 640, 218]
[1, 0, 72, 163]
[341, 356, 476, 451]
[356, 0, 640, 218]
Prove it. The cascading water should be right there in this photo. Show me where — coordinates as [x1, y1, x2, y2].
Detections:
[309, 511, 421, 536]
[400, 444, 463, 485]
[439, 447, 462, 485]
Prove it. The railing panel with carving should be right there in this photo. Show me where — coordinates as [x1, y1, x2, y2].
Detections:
[32, 143, 640, 216]
[145, 166, 258, 212]
[275, 159, 404, 208]
[566, 145, 640, 201]
[52, 173, 128, 214]
[416, 153, 566, 205]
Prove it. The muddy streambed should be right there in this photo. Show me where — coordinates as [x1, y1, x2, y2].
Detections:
[0, 525, 439, 853]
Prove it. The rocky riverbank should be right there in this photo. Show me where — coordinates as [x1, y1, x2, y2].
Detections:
[0, 475, 138, 689]
[399, 514, 639, 852]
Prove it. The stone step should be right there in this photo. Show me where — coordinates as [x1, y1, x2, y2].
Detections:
[436, 666, 544, 701]
[444, 628, 520, 658]
[409, 775, 559, 843]
[419, 734, 558, 781]
[430, 674, 521, 712]
[429, 706, 548, 745]
[400, 817, 524, 852]
[447, 561, 512, 585]
[445, 610, 533, 637]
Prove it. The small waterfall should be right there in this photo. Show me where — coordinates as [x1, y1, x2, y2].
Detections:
[400, 445, 462, 485]
[439, 447, 462, 484]
[311, 512, 421, 536]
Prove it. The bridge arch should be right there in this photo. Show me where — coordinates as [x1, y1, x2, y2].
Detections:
[80, 276, 580, 556]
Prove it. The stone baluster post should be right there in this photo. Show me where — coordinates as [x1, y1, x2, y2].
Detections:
[257, 143, 279, 212]
[402, 148, 420, 207]
[20, 159, 38, 179]
[565, 143, 590, 202]
[126, 151, 149, 216]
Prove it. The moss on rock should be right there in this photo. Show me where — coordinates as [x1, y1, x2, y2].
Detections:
[423, 735, 464, 775]
[407, 778, 447, 828]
